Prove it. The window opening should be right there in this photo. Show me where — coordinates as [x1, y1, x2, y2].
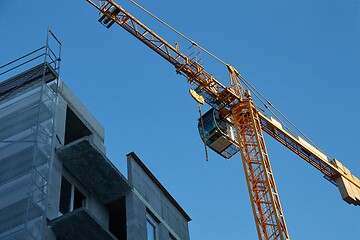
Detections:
[146, 213, 158, 240]
[147, 220, 156, 240]
[108, 197, 127, 240]
[73, 187, 85, 210]
[64, 106, 92, 144]
[59, 176, 86, 215]
[59, 176, 71, 214]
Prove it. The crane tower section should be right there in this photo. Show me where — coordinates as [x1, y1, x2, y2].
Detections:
[232, 100, 289, 239]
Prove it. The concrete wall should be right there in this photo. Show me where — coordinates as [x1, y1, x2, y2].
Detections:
[88, 192, 110, 228]
[47, 155, 63, 220]
[47, 77, 191, 240]
[54, 80, 105, 144]
[47, 89, 110, 236]
[47, 95, 66, 220]
[126, 192, 148, 240]
[127, 154, 191, 240]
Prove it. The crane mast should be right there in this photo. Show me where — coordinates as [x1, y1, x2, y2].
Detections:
[85, 1, 360, 239]
[233, 99, 288, 239]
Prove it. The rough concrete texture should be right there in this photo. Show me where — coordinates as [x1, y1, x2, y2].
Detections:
[127, 153, 191, 240]
[88, 191, 110, 229]
[49, 207, 116, 240]
[54, 95, 67, 146]
[54, 80, 105, 143]
[126, 192, 147, 240]
[56, 137, 131, 204]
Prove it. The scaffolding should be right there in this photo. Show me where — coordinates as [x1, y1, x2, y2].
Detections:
[0, 30, 61, 240]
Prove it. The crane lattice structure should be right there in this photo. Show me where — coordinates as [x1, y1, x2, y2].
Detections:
[85, 1, 360, 239]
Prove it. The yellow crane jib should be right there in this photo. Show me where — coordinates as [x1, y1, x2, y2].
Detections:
[85, 0, 360, 239]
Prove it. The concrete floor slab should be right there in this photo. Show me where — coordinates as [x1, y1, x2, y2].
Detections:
[49, 207, 116, 240]
[56, 137, 131, 203]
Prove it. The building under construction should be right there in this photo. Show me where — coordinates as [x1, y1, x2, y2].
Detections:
[0, 33, 191, 240]
[1, 1, 360, 239]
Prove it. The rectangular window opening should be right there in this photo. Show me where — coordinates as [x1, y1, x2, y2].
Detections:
[73, 187, 85, 210]
[147, 220, 156, 240]
[146, 211, 158, 240]
[108, 197, 127, 240]
[59, 176, 71, 215]
[59, 176, 86, 215]
[64, 107, 92, 145]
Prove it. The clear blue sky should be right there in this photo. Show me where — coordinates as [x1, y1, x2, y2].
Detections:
[1, 0, 360, 239]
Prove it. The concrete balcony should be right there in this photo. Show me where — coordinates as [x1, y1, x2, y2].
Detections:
[56, 137, 131, 204]
[49, 207, 117, 240]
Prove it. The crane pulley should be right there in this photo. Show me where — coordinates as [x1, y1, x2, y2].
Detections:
[85, 1, 360, 239]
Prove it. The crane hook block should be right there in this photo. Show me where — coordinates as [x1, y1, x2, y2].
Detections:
[198, 108, 239, 159]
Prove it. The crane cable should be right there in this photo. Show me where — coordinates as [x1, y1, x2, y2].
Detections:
[198, 102, 209, 162]
[130, 0, 322, 153]
[129, 0, 227, 66]
[239, 75, 319, 147]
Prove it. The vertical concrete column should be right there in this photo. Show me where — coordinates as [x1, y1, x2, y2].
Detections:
[126, 192, 147, 240]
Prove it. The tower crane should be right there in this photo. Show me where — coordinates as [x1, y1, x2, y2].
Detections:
[85, 1, 360, 239]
